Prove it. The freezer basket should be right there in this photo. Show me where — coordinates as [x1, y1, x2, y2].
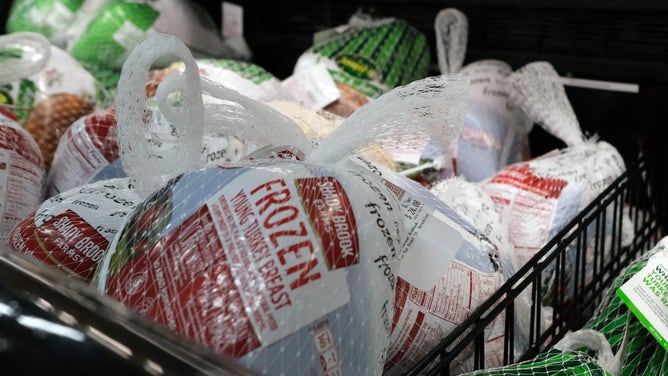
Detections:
[406, 153, 666, 375]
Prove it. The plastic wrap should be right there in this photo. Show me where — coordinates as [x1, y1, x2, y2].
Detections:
[146, 58, 288, 103]
[94, 30, 477, 375]
[95, 160, 404, 375]
[0, 31, 51, 85]
[420, 60, 533, 183]
[266, 100, 397, 171]
[61, 0, 250, 70]
[116, 33, 313, 198]
[482, 60, 630, 301]
[46, 107, 120, 196]
[294, 13, 431, 100]
[483, 141, 627, 301]
[583, 237, 668, 375]
[67, 0, 160, 69]
[371, 176, 529, 374]
[9, 177, 140, 282]
[425, 10, 533, 184]
[0, 110, 45, 244]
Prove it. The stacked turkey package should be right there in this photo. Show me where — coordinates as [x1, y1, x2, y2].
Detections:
[0, 3, 636, 376]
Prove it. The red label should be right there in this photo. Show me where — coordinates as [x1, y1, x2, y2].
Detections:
[82, 108, 119, 162]
[296, 177, 359, 270]
[106, 205, 262, 358]
[10, 209, 108, 281]
[489, 164, 568, 199]
[383, 178, 405, 201]
[0, 124, 43, 168]
[0, 108, 18, 122]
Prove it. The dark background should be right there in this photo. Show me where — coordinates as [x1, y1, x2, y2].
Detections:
[2, 0, 667, 166]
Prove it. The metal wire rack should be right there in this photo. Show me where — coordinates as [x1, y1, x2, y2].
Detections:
[406, 153, 666, 375]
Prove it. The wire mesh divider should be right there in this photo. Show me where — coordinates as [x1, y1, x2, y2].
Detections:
[405, 154, 665, 375]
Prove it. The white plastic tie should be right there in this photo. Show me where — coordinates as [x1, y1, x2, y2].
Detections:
[434, 8, 468, 74]
[116, 32, 204, 199]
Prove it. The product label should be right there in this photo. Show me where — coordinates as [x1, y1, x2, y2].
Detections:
[11, 179, 138, 282]
[281, 64, 341, 110]
[14, 209, 108, 280]
[296, 177, 359, 270]
[108, 174, 354, 358]
[386, 262, 500, 370]
[222, 2, 244, 38]
[1, 151, 43, 241]
[618, 256, 668, 352]
[349, 157, 463, 290]
[0, 123, 45, 242]
[461, 127, 503, 151]
[207, 177, 351, 347]
[485, 164, 568, 265]
[108, 205, 260, 357]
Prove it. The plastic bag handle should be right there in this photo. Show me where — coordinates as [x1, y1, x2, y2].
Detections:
[307, 74, 469, 165]
[434, 8, 468, 74]
[195, 77, 313, 155]
[508, 61, 584, 146]
[116, 32, 204, 199]
[0, 32, 51, 85]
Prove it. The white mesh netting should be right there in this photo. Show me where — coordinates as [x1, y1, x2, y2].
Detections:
[508, 61, 584, 147]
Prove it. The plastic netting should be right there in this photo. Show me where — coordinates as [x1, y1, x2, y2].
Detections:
[460, 237, 668, 376]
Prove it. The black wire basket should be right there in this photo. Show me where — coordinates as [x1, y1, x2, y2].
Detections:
[405, 153, 666, 375]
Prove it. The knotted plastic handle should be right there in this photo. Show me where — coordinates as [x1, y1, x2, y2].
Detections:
[307, 74, 469, 165]
[508, 61, 585, 147]
[0, 32, 51, 85]
[116, 32, 204, 199]
[435, 8, 468, 74]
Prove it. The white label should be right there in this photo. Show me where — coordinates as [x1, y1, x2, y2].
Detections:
[398, 210, 463, 291]
[618, 256, 668, 351]
[281, 64, 340, 110]
[205, 174, 350, 346]
[197, 63, 266, 101]
[222, 2, 244, 38]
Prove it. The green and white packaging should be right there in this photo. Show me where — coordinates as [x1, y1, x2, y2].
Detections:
[617, 247, 668, 352]
[295, 14, 431, 99]
[68, 1, 160, 69]
[7, 0, 85, 48]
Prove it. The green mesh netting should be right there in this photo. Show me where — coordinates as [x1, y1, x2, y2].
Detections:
[460, 240, 668, 376]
